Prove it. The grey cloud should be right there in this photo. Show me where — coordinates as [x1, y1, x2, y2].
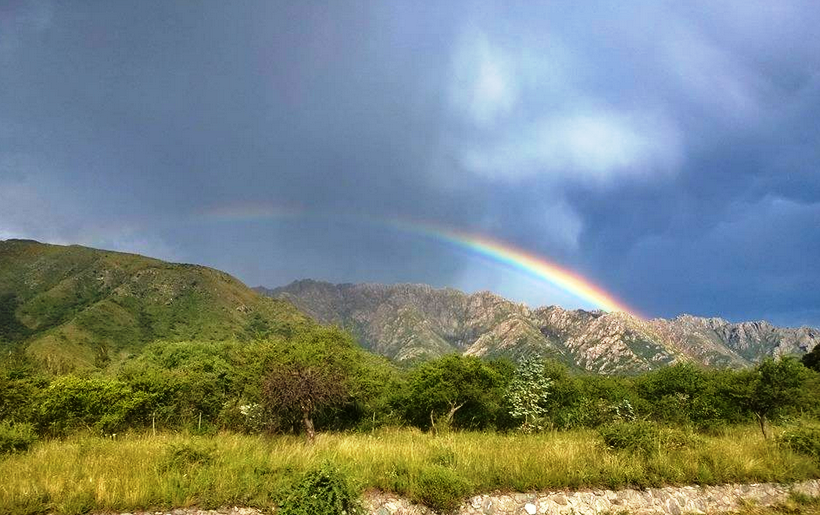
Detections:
[1, 1, 819, 326]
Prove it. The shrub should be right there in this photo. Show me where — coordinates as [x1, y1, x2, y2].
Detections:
[599, 421, 702, 455]
[162, 440, 216, 471]
[37, 376, 154, 436]
[778, 425, 820, 461]
[413, 465, 472, 513]
[598, 421, 660, 454]
[658, 426, 703, 450]
[0, 421, 37, 454]
[219, 400, 266, 433]
[277, 462, 364, 515]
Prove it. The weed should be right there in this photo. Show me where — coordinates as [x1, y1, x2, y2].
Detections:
[412, 465, 471, 513]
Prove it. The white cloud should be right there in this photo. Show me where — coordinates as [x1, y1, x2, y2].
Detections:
[449, 28, 519, 127]
[539, 201, 583, 251]
[461, 108, 682, 184]
[446, 25, 682, 186]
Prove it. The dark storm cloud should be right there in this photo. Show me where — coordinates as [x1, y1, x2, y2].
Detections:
[1, 1, 818, 326]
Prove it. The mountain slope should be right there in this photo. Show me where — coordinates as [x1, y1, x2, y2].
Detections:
[258, 280, 819, 373]
[0, 240, 309, 372]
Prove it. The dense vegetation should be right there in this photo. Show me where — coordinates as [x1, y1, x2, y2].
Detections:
[2, 321, 820, 513]
[4, 326, 818, 440]
[0, 240, 309, 373]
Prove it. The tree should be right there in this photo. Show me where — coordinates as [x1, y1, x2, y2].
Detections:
[802, 345, 820, 373]
[637, 362, 723, 426]
[727, 357, 810, 438]
[403, 355, 505, 432]
[505, 356, 552, 431]
[262, 362, 346, 443]
[260, 327, 360, 442]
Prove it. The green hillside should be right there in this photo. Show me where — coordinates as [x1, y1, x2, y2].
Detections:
[0, 239, 309, 372]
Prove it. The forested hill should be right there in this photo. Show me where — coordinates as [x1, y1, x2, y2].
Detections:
[259, 280, 820, 374]
[0, 239, 309, 372]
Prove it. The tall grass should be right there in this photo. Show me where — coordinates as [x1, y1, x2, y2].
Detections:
[1, 426, 818, 515]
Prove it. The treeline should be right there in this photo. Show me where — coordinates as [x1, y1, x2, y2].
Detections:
[2, 326, 820, 442]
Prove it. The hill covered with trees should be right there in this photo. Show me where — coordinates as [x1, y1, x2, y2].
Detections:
[0, 240, 309, 372]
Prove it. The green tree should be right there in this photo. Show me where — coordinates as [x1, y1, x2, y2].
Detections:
[727, 357, 810, 438]
[403, 355, 505, 432]
[637, 362, 724, 426]
[118, 341, 238, 430]
[802, 345, 820, 373]
[505, 356, 552, 431]
[37, 376, 153, 435]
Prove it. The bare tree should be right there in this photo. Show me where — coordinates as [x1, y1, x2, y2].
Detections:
[262, 362, 347, 443]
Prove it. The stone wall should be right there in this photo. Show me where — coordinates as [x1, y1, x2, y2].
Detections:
[367, 479, 820, 515]
[100, 479, 820, 515]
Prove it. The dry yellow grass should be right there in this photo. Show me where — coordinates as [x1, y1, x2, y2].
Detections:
[1, 426, 817, 515]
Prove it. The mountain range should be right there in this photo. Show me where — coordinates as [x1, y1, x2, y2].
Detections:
[2, 239, 816, 375]
[258, 280, 819, 374]
[0, 239, 308, 372]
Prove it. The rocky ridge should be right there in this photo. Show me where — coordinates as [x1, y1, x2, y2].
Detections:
[257, 280, 819, 374]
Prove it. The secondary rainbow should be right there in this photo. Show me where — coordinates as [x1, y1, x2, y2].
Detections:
[199, 204, 640, 317]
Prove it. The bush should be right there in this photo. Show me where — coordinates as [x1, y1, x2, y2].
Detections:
[37, 376, 154, 436]
[598, 421, 660, 454]
[658, 426, 703, 450]
[779, 425, 820, 461]
[162, 440, 216, 471]
[277, 462, 364, 515]
[598, 421, 702, 455]
[0, 420, 37, 454]
[413, 465, 472, 513]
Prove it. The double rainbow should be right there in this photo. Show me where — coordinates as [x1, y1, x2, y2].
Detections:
[200, 204, 640, 317]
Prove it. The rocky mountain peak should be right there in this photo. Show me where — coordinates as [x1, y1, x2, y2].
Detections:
[258, 280, 818, 374]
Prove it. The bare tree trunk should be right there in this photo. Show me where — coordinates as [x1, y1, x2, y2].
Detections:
[756, 413, 767, 439]
[430, 410, 437, 436]
[302, 411, 316, 443]
[443, 402, 466, 428]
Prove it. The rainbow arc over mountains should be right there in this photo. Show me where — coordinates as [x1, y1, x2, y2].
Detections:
[200, 204, 640, 318]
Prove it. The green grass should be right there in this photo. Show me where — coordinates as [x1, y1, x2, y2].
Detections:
[1, 425, 818, 515]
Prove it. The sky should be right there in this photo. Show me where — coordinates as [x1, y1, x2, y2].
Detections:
[1, 1, 819, 326]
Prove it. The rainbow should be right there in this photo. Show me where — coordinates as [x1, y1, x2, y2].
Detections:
[389, 219, 639, 317]
[199, 203, 640, 317]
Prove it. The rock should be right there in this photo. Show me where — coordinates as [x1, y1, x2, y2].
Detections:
[97, 479, 820, 515]
[264, 281, 820, 372]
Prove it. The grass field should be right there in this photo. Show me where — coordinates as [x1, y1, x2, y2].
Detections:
[1, 426, 818, 515]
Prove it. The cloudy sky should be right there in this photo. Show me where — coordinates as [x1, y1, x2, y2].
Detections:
[1, 1, 819, 326]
